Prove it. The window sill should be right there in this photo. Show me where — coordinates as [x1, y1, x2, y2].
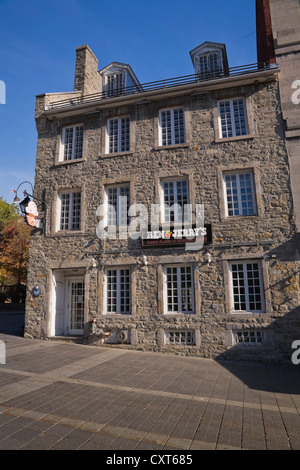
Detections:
[215, 134, 255, 143]
[155, 143, 189, 151]
[163, 312, 195, 316]
[223, 214, 259, 220]
[99, 151, 133, 159]
[103, 313, 132, 316]
[230, 311, 265, 315]
[53, 158, 85, 167]
[53, 230, 84, 237]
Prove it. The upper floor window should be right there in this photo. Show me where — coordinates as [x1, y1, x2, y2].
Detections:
[106, 184, 130, 226]
[159, 108, 185, 146]
[218, 98, 247, 139]
[229, 261, 264, 313]
[107, 117, 130, 153]
[60, 125, 84, 161]
[161, 179, 190, 223]
[58, 191, 81, 231]
[224, 171, 256, 217]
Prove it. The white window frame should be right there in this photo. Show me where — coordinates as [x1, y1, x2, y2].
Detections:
[106, 116, 130, 154]
[232, 329, 265, 346]
[197, 51, 223, 75]
[161, 178, 190, 224]
[104, 184, 130, 227]
[104, 71, 124, 96]
[165, 330, 195, 345]
[229, 261, 265, 314]
[218, 98, 248, 139]
[223, 171, 256, 217]
[57, 191, 81, 231]
[104, 268, 131, 315]
[158, 107, 185, 146]
[60, 124, 84, 161]
[163, 265, 195, 314]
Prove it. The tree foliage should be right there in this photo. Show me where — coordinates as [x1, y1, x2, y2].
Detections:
[0, 197, 31, 287]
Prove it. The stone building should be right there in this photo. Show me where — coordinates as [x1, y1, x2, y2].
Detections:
[24, 1, 300, 361]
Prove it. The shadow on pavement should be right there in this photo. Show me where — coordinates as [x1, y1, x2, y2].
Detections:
[0, 304, 25, 337]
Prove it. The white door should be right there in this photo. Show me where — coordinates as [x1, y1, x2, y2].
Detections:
[52, 272, 65, 336]
[65, 279, 85, 335]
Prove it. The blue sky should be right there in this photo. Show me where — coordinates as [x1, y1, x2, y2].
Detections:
[0, 0, 257, 204]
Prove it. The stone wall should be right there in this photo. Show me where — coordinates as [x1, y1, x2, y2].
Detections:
[25, 74, 300, 362]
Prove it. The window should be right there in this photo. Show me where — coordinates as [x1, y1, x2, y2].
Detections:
[224, 171, 256, 216]
[61, 125, 84, 161]
[58, 192, 81, 231]
[162, 179, 189, 223]
[164, 265, 194, 314]
[105, 72, 124, 97]
[198, 52, 222, 76]
[106, 185, 130, 226]
[107, 117, 130, 153]
[230, 262, 264, 313]
[233, 330, 264, 345]
[159, 108, 185, 146]
[106, 268, 131, 314]
[218, 98, 247, 138]
[165, 330, 195, 345]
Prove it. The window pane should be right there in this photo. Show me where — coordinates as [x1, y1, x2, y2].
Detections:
[107, 186, 130, 226]
[107, 188, 117, 226]
[160, 108, 185, 146]
[60, 193, 70, 230]
[173, 108, 185, 144]
[219, 101, 233, 138]
[233, 99, 247, 136]
[106, 269, 130, 314]
[225, 172, 255, 216]
[109, 119, 119, 153]
[63, 127, 74, 160]
[161, 110, 172, 146]
[166, 267, 178, 312]
[219, 98, 247, 138]
[231, 262, 263, 312]
[71, 193, 81, 230]
[107, 73, 123, 96]
[74, 126, 83, 159]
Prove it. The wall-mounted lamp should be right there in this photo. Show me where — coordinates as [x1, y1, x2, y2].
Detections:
[12, 181, 34, 204]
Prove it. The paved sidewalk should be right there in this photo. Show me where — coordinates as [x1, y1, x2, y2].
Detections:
[0, 333, 299, 451]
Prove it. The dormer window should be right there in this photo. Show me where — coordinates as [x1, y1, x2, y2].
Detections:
[100, 62, 141, 98]
[197, 51, 223, 76]
[190, 41, 229, 78]
[105, 72, 124, 97]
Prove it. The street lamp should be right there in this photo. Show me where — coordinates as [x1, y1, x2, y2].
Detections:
[12, 181, 42, 229]
[12, 181, 34, 204]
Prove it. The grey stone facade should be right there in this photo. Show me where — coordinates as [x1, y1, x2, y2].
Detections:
[24, 39, 300, 362]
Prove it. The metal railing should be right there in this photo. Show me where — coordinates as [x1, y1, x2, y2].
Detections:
[46, 62, 276, 111]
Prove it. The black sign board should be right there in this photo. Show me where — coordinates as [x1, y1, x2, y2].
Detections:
[142, 224, 212, 248]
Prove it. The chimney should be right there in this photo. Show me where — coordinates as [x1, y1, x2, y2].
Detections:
[74, 45, 101, 95]
[256, 0, 276, 65]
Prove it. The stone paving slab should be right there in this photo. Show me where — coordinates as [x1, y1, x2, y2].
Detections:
[0, 333, 300, 451]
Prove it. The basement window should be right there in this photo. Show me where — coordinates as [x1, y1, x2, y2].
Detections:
[165, 330, 195, 345]
[233, 330, 265, 345]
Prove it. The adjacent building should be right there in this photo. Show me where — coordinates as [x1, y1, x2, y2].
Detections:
[24, 0, 300, 361]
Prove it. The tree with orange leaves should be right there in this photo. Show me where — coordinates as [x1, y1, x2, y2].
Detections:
[0, 198, 31, 300]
